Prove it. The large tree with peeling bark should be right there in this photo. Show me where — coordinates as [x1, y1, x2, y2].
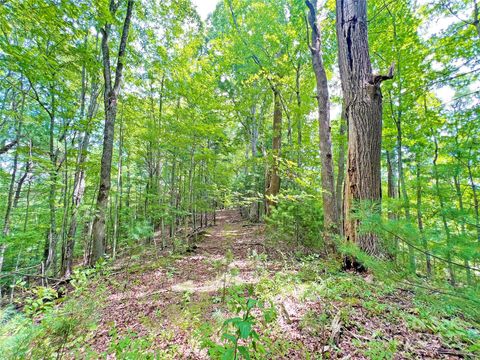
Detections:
[336, 0, 393, 265]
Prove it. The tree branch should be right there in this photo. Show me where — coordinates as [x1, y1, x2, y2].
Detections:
[370, 62, 395, 85]
[113, 0, 134, 95]
[0, 139, 18, 155]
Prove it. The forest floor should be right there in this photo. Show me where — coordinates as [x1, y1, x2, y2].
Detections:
[67, 209, 478, 359]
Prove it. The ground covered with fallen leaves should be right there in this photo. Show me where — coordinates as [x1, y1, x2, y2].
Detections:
[71, 209, 476, 359]
[2, 210, 478, 359]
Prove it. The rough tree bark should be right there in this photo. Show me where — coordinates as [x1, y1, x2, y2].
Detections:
[306, 0, 339, 236]
[336, 0, 393, 265]
[90, 0, 134, 265]
[336, 104, 347, 231]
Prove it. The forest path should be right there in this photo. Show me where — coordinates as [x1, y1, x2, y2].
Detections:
[87, 210, 467, 359]
[90, 209, 275, 358]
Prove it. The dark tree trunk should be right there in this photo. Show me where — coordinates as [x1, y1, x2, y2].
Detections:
[90, 0, 134, 265]
[13, 140, 32, 208]
[0, 140, 18, 156]
[336, 104, 347, 230]
[265, 88, 282, 215]
[336, 0, 393, 264]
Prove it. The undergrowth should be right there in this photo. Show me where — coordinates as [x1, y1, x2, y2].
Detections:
[1, 240, 478, 359]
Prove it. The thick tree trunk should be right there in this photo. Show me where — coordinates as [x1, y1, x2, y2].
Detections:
[306, 0, 338, 236]
[265, 88, 282, 215]
[336, 0, 393, 264]
[90, 0, 134, 265]
[336, 104, 347, 229]
[113, 109, 123, 259]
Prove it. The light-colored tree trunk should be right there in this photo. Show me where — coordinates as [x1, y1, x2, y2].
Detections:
[306, 0, 338, 236]
[433, 137, 455, 286]
[415, 158, 431, 277]
[453, 174, 472, 284]
[62, 81, 99, 276]
[1, 112, 20, 301]
[466, 152, 480, 244]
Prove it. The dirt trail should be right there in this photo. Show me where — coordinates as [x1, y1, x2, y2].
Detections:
[88, 209, 467, 359]
[91, 209, 271, 358]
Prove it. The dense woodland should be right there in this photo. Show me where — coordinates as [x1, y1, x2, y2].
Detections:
[0, 0, 479, 358]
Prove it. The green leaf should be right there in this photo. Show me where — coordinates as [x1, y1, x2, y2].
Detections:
[222, 333, 237, 344]
[221, 348, 235, 360]
[246, 298, 257, 310]
[238, 346, 250, 359]
[237, 321, 252, 339]
[224, 317, 242, 326]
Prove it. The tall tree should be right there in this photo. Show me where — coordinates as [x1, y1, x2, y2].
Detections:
[90, 0, 134, 265]
[306, 0, 339, 236]
[265, 88, 282, 214]
[336, 0, 393, 265]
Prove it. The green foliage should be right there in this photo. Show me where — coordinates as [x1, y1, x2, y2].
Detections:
[127, 220, 155, 243]
[0, 289, 100, 359]
[362, 339, 398, 360]
[266, 191, 324, 249]
[107, 328, 156, 359]
[23, 286, 61, 317]
[201, 288, 276, 360]
[70, 267, 98, 292]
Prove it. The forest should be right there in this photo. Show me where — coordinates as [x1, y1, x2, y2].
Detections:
[0, 0, 479, 358]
